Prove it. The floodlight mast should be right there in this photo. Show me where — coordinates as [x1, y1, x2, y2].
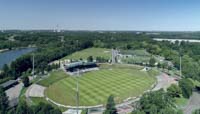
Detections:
[179, 43, 182, 77]
[180, 54, 182, 77]
[32, 53, 35, 76]
[76, 69, 80, 114]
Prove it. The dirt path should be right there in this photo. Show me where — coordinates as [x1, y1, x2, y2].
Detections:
[152, 73, 178, 91]
[183, 91, 200, 114]
[26, 84, 46, 97]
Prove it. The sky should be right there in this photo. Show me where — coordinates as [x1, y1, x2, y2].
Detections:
[1, 0, 200, 31]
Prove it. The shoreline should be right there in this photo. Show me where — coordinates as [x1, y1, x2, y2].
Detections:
[0, 49, 9, 53]
[0, 46, 36, 53]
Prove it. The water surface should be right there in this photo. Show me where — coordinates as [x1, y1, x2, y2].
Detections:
[0, 48, 35, 69]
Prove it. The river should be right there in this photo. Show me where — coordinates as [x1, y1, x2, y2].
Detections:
[153, 38, 200, 43]
[0, 48, 36, 69]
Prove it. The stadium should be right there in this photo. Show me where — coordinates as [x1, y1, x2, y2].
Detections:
[38, 48, 158, 107]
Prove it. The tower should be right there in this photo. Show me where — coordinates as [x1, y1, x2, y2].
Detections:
[111, 49, 118, 64]
[32, 53, 35, 77]
[56, 24, 61, 33]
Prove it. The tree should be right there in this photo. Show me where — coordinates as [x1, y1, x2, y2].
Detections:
[149, 57, 156, 67]
[34, 103, 61, 114]
[149, 105, 158, 114]
[167, 84, 182, 98]
[2, 64, 10, 77]
[132, 110, 145, 114]
[87, 56, 93, 62]
[104, 95, 118, 114]
[193, 109, 200, 114]
[139, 89, 174, 114]
[16, 101, 31, 114]
[7, 108, 15, 114]
[22, 76, 30, 87]
[9, 102, 62, 114]
[159, 107, 178, 114]
[162, 62, 168, 70]
[0, 87, 9, 114]
[96, 57, 107, 63]
[126, 44, 132, 49]
[10, 54, 32, 79]
[179, 78, 194, 98]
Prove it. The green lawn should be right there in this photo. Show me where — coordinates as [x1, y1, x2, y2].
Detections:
[120, 49, 151, 64]
[189, 78, 200, 87]
[175, 97, 188, 109]
[37, 70, 68, 87]
[120, 49, 150, 56]
[45, 65, 156, 106]
[122, 56, 150, 64]
[61, 48, 111, 60]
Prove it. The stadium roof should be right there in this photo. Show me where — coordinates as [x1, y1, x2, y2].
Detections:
[67, 61, 96, 69]
[0, 80, 17, 88]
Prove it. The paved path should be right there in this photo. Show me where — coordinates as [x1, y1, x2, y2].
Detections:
[5, 83, 23, 107]
[183, 91, 200, 114]
[153, 73, 177, 91]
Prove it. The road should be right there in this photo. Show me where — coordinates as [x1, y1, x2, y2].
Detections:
[183, 91, 200, 114]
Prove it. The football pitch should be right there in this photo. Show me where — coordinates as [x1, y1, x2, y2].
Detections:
[45, 65, 156, 106]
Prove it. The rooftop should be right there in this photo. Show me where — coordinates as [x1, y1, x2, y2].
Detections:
[0, 80, 18, 88]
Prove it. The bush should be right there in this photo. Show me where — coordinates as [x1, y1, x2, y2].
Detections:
[193, 109, 200, 114]
[179, 78, 194, 98]
[167, 84, 182, 98]
[22, 76, 29, 87]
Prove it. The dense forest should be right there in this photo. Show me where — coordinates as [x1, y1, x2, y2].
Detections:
[1, 31, 200, 81]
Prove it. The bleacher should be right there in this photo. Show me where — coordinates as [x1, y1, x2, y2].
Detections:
[64, 61, 98, 72]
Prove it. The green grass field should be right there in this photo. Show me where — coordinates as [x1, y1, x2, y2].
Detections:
[37, 70, 68, 87]
[61, 48, 111, 60]
[175, 96, 188, 109]
[120, 49, 150, 56]
[120, 49, 152, 64]
[122, 56, 150, 64]
[45, 65, 156, 106]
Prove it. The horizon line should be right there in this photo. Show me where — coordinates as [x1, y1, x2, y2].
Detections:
[1, 29, 200, 32]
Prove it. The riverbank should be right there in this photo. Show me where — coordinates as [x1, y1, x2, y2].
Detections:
[0, 46, 37, 53]
[0, 47, 36, 69]
[0, 49, 9, 53]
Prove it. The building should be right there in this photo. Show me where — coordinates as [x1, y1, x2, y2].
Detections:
[0, 80, 18, 90]
[64, 61, 98, 73]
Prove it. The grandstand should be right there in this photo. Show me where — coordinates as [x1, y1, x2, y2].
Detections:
[64, 61, 99, 75]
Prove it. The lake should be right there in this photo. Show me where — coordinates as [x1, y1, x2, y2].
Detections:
[0, 48, 36, 69]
